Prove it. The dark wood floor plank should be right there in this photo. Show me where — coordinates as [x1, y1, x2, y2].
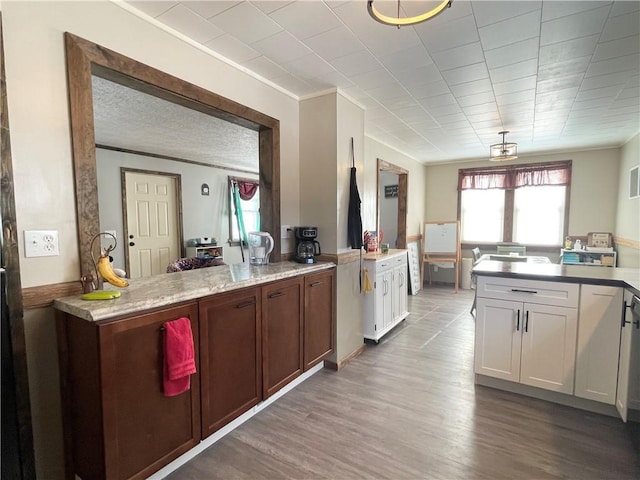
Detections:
[166, 285, 640, 480]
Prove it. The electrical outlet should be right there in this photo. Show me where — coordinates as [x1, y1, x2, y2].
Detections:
[24, 230, 60, 257]
[281, 225, 291, 239]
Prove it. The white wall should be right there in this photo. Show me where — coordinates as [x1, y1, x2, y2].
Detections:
[364, 136, 427, 239]
[2, 2, 300, 477]
[615, 134, 640, 267]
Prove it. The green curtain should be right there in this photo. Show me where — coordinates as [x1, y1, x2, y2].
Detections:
[233, 184, 249, 246]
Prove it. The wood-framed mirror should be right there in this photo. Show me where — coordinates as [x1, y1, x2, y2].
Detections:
[376, 158, 408, 249]
[64, 33, 281, 279]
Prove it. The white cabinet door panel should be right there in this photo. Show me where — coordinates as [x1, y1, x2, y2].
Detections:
[575, 285, 622, 404]
[520, 303, 577, 395]
[474, 298, 522, 382]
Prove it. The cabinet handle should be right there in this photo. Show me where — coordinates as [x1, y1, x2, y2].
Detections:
[525, 311, 529, 333]
[399, 273, 404, 288]
[236, 300, 256, 309]
[623, 301, 631, 327]
[516, 309, 520, 331]
[511, 288, 538, 294]
[310, 281, 325, 287]
[268, 292, 284, 299]
[384, 279, 388, 295]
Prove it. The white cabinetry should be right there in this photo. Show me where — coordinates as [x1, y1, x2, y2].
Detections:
[575, 285, 623, 404]
[475, 277, 579, 394]
[364, 250, 409, 342]
[617, 290, 640, 422]
[186, 245, 223, 260]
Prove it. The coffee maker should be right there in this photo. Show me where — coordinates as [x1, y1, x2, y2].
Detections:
[294, 226, 321, 264]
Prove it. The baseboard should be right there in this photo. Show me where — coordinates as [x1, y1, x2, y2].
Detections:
[324, 344, 366, 371]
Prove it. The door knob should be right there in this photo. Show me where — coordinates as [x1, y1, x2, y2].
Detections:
[129, 242, 135, 247]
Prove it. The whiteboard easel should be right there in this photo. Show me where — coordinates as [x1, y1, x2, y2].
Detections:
[422, 221, 460, 293]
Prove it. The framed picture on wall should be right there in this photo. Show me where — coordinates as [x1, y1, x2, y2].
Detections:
[630, 165, 639, 199]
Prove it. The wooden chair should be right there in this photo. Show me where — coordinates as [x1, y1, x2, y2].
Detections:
[497, 245, 526, 255]
[421, 221, 461, 293]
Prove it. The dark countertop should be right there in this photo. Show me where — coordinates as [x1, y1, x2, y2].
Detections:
[472, 260, 640, 297]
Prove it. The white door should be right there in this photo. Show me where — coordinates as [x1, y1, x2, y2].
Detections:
[125, 171, 180, 278]
[474, 298, 522, 382]
[520, 303, 577, 394]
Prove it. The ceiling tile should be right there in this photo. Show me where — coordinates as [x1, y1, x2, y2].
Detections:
[600, 8, 640, 42]
[395, 64, 443, 87]
[408, 80, 451, 100]
[489, 58, 538, 83]
[268, 1, 342, 40]
[493, 76, 537, 96]
[484, 37, 540, 69]
[441, 62, 489, 86]
[284, 54, 336, 80]
[303, 26, 363, 61]
[541, 1, 611, 22]
[537, 56, 591, 82]
[208, 2, 283, 44]
[585, 53, 640, 78]
[251, 1, 294, 15]
[457, 91, 497, 108]
[379, 45, 434, 72]
[581, 70, 636, 90]
[540, 5, 609, 45]
[539, 34, 599, 65]
[432, 42, 485, 71]
[472, 1, 542, 28]
[251, 30, 312, 65]
[496, 89, 536, 106]
[156, 4, 224, 43]
[592, 34, 640, 62]
[478, 10, 541, 51]
[416, 14, 480, 53]
[242, 55, 289, 79]
[127, 1, 178, 18]
[203, 34, 261, 63]
[449, 78, 493, 97]
[330, 50, 381, 77]
[185, 1, 240, 19]
[537, 74, 583, 94]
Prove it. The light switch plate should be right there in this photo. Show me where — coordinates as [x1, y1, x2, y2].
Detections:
[24, 230, 60, 257]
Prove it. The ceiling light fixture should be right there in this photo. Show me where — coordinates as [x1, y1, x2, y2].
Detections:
[367, 0, 452, 28]
[490, 131, 518, 162]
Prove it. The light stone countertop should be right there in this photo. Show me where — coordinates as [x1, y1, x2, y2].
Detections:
[54, 261, 335, 322]
[363, 248, 408, 261]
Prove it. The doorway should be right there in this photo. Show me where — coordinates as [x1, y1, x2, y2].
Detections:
[122, 169, 182, 278]
[377, 159, 408, 249]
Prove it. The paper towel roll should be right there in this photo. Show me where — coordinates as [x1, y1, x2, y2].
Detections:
[461, 257, 472, 290]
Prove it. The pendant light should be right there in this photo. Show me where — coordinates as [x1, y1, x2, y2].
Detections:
[489, 131, 518, 162]
[367, 0, 452, 28]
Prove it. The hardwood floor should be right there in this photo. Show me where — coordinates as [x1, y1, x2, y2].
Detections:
[166, 286, 640, 480]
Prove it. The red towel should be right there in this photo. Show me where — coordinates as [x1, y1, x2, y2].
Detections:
[163, 317, 196, 397]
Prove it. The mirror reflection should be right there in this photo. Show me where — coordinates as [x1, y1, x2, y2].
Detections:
[93, 75, 259, 277]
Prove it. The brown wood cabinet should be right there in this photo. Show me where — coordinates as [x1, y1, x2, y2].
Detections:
[262, 276, 304, 398]
[199, 287, 261, 438]
[55, 302, 200, 480]
[303, 269, 335, 371]
[55, 267, 336, 479]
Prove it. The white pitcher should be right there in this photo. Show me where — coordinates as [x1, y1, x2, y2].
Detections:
[248, 231, 274, 265]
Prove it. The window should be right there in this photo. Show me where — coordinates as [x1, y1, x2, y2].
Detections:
[228, 177, 260, 245]
[458, 161, 571, 246]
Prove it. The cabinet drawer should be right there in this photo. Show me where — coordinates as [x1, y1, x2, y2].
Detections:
[365, 252, 407, 274]
[477, 276, 579, 308]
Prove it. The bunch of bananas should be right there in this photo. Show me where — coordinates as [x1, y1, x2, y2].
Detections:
[90, 232, 129, 289]
[97, 253, 129, 288]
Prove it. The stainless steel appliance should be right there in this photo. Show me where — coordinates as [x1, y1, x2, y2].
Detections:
[294, 226, 321, 264]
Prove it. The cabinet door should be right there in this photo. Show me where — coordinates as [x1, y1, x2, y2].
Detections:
[262, 277, 303, 398]
[575, 285, 622, 404]
[100, 303, 200, 480]
[393, 263, 408, 322]
[199, 287, 261, 438]
[520, 303, 577, 394]
[304, 269, 335, 371]
[474, 298, 522, 382]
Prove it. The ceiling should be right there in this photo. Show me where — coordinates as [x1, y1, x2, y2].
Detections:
[116, 0, 639, 165]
